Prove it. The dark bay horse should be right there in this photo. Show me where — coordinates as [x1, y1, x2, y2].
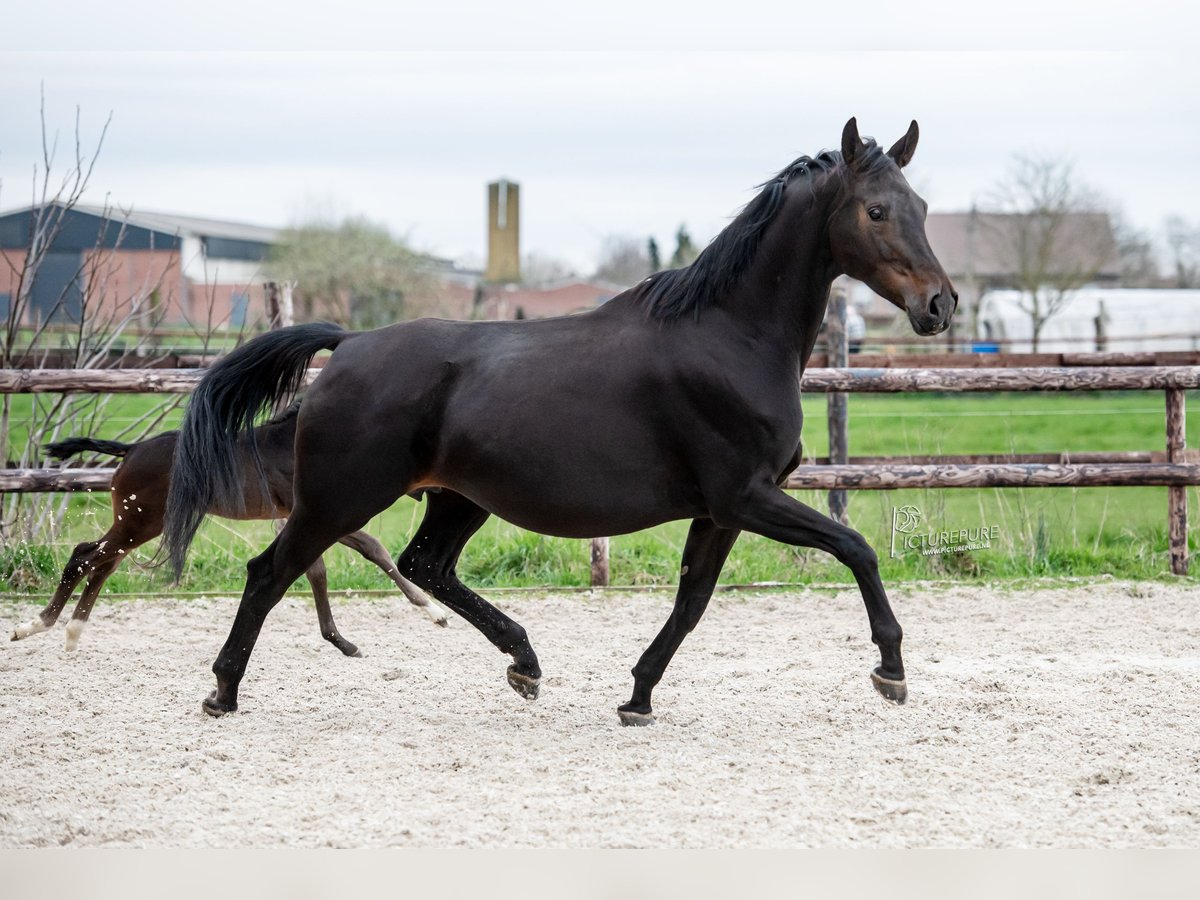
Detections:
[11, 405, 447, 653]
[165, 118, 956, 723]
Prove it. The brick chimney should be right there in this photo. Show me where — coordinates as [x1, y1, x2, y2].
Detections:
[486, 179, 521, 283]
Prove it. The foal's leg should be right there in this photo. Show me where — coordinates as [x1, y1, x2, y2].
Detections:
[336, 530, 449, 626]
[62, 557, 125, 651]
[719, 481, 907, 704]
[58, 518, 161, 650]
[396, 490, 542, 699]
[303, 554, 362, 658]
[11, 540, 99, 641]
[618, 519, 741, 726]
[12, 520, 148, 648]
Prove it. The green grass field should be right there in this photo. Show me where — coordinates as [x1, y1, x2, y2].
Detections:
[2, 389, 1197, 596]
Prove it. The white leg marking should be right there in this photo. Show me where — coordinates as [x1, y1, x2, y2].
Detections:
[12, 618, 50, 640]
[396, 574, 449, 626]
[423, 602, 450, 626]
[64, 620, 85, 652]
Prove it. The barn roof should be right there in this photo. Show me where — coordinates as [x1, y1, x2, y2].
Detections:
[925, 211, 1120, 282]
[0, 202, 279, 247]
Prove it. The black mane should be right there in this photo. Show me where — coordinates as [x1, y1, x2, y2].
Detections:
[634, 140, 892, 321]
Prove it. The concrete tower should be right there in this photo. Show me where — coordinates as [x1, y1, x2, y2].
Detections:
[486, 179, 521, 283]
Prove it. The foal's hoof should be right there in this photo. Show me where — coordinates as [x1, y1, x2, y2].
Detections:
[506, 665, 541, 700]
[617, 707, 656, 727]
[202, 692, 237, 717]
[11, 619, 49, 641]
[871, 669, 908, 705]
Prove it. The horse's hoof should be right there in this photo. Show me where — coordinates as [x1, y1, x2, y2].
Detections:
[434, 616, 449, 628]
[871, 669, 908, 705]
[617, 707, 656, 727]
[351, 649, 364, 658]
[202, 692, 237, 717]
[11, 619, 48, 641]
[506, 665, 541, 700]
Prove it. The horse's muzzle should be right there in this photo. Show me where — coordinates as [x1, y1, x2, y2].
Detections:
[907, 287, 957, 336]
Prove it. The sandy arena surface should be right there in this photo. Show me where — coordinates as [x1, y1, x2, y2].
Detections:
[1, 580, 1198, 848]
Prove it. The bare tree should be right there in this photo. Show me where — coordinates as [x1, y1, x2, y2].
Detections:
[982, 155, 1115, 350]
[593, 235, 651, 287]
[1164, 215, 1200, 288]
[268, 215, 440, 328]
[1108, 206, 1160, 288]
[1, 95, 229, 555]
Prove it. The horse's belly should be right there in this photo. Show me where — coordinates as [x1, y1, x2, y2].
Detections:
[456, 481, 699, 538]
[431, 432, 703, 538]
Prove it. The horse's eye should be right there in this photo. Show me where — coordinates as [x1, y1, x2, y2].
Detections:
[868, 206, 886, 221]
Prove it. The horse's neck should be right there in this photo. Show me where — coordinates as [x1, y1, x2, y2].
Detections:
[723, 175, 841, 364]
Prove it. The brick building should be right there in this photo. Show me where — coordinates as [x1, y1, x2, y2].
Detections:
[0, 203, 278, 329]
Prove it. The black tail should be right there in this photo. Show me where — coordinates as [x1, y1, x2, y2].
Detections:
[162, 322, 349, 580]
[45, 437, 134, 460]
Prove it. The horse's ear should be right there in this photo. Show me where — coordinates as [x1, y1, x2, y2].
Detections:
[841, 117, 861, 165]
[887, 120, 920, 169]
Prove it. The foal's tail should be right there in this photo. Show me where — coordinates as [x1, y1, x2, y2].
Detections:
[45, 437, 134, 460]
[162, 322, 350, 580]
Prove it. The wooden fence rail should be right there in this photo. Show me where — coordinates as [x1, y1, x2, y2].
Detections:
[7, 462, 1198, 495]
[2, 365, 1195, 575]
[5, 365, 1200, 395]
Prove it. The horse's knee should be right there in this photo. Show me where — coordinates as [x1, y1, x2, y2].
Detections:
[837, 532, 879, 572]
[305, 562, 328, 589]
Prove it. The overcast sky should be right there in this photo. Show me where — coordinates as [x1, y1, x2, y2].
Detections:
[2, 3, 1197, 274]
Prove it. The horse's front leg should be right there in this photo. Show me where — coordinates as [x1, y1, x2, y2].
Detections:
[715, 480, 906, 704]
[618, 518, 741, 725]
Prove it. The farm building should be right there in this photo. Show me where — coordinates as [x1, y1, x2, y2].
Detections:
[0, 202, 277, 330]
[977, 288, 1200, 353]
[0, 188, 618, 329]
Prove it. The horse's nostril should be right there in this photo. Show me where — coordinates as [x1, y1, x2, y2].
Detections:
[928, 292, 944, 320]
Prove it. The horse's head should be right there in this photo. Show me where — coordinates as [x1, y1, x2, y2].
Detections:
[828, 118, 957, 336]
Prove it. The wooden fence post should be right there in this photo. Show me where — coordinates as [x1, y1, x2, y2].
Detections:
[265, 281, 282, 331]
[591, 536, 610, 587]
[826, 287, 849, 524]
[1166, 388, 1189, 575]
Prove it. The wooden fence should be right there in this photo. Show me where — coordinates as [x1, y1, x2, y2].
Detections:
[2, 364, 1196, 575]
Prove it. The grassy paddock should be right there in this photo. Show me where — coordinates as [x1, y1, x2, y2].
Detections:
[1, 390, 1197, 595]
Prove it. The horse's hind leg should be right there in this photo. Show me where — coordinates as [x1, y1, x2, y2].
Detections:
[304, 554, 362, 658]
[205, 508, 365, 716]
[337, 530, 448, 626]
[62, 557, 124, 651]
[10, 540, 98, 641]
[396, 490, 542, 699]
[618, 519, 741, 726]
